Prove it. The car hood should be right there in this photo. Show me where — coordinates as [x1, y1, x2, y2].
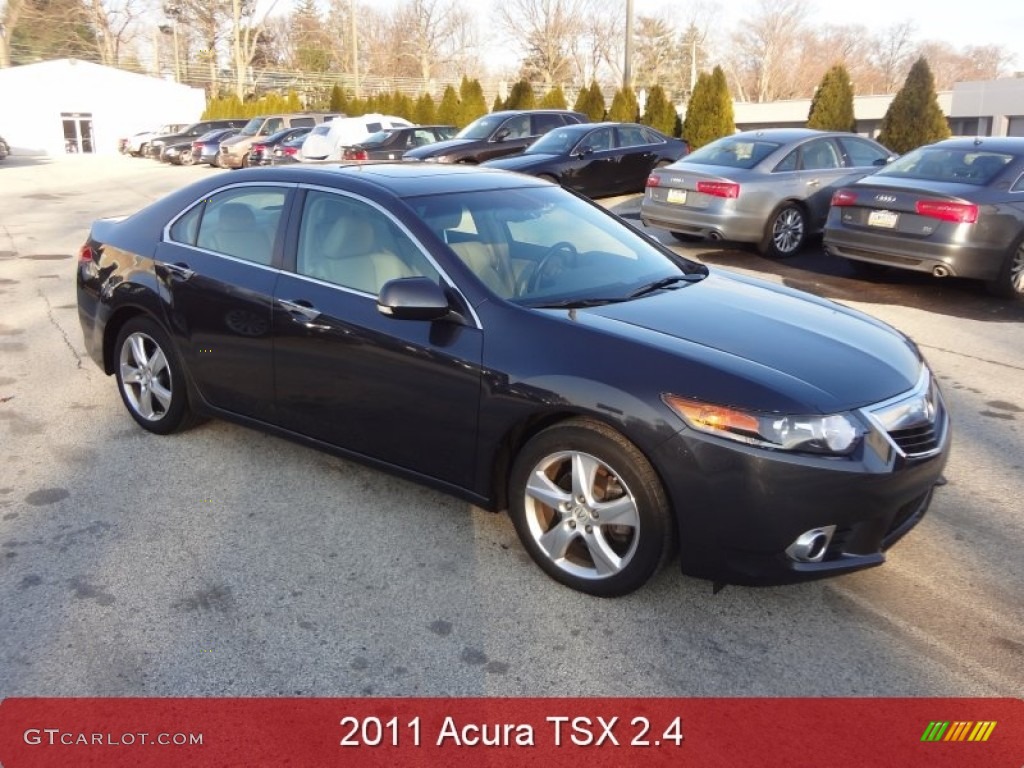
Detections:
[571, 271, 922, 413]
[404, 138, 475, 159]
[484, 153, 557, 171]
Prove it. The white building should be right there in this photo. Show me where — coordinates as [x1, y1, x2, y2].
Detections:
[731, 77, 1024, 138]
[0, 59, 206, 157]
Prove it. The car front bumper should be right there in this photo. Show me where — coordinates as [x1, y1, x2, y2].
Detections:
[653, 384, 950, 586]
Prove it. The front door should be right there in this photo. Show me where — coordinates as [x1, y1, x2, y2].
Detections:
[272, 189, 483, 489]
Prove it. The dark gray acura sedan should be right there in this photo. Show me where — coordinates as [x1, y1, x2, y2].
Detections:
[77, 164, 949, 596]
[824, 136, 1024, 299]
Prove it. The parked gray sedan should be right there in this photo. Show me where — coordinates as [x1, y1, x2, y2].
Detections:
[641, 129, 895, 257]
[824, 137, 1024, 299]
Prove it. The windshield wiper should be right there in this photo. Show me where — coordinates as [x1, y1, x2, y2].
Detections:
[531, 297, 631, 309]
[627, 274, 705, 299]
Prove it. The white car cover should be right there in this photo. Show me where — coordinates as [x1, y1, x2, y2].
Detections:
[300, 114, 414, 161]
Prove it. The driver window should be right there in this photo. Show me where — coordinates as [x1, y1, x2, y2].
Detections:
[499, 115, 531, 139]
[585, 128, 614, 152]
[800, 140, 841, 170]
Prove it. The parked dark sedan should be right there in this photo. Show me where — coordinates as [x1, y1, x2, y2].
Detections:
[249, 126, 313, 167]
[190, 128, 241, 167]
[403, 109, 588, 164]
[824, 136, 1024, 299]
[77, 164, 949, 596]
[161, 140, 197, 165]
[482, 122, 687, 197]
[343, 125, 457, 162]
[268, 134, 308, 165]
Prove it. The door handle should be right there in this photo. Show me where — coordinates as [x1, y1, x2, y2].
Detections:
[277, 298, 322, 322]
[806, 178, 820, 187]
[162, 262, 195, 280]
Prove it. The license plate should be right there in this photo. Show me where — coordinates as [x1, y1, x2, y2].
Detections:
[867, 210, 899, 228]
[666, 188, 687, 205]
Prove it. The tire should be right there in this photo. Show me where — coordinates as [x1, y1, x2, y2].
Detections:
[508, 418, 674, 597]
[114, 317, 195, 435]
[759, 203, 808, 258]
[180, 150, 195, 166]
[986, 237, 1024, 300]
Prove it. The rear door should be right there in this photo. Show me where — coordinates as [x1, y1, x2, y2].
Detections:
[615, 125, 660, 193]
[564, 127, 618, 197]
[795, 137, 851, 226]
[156, 183, 293, 422]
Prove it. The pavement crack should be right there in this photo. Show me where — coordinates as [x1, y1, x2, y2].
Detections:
[918, 343, 1024, 373]
[38, 289, 84, 370]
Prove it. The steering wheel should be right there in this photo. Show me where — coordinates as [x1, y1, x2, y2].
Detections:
[525, 241, 579, 293]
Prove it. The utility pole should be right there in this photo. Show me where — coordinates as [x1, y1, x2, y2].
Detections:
[623, 0, 634, 89]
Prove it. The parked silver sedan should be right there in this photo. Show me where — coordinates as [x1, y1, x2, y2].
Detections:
[824, 137, 1024, 299]
[641, 129, 895, 257]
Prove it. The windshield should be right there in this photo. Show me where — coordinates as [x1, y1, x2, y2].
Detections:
[875, 147, 1014, 186]
[239, 117, 263, 137]
[455, 114, 504, 140]
[409, 187, 705, 305]
[684, 137, 782, 169]
[526, 128, 584, 155]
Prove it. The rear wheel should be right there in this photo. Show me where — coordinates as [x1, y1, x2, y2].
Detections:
[114, 317, 195, 434]
[760, 203, 807, 258]
[987, 238, 1024, 299]
[509, 418, 674, 597]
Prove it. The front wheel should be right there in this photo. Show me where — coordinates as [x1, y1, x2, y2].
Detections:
[760, 203, 807, 258]
[509, 418, 674, 597]
[987, 238, 1024, 300]
[114, 317, 194, 434]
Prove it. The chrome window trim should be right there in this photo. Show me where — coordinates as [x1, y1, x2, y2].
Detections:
[859, 367, 949, 459]
[296, 183, 483, 330]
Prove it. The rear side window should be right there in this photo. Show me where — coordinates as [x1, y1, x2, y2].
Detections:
[187, 187, 288, 266]
[532, 113, 564, 135]
[616, 126, 648, 148]
[290, 117, 315, 127]
[799, 139, 841, 170]
[837, 137, 890, 168]
[169, 204, 202, 245]
[773, 150, 798, 172]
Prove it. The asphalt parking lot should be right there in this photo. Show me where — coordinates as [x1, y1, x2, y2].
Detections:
[1, 155, 1022, 698]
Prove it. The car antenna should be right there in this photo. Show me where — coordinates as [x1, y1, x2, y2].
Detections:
[973, 136, 982, 146]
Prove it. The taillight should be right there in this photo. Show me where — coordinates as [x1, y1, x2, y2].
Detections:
[349, 149, 368, 161]
[645, 175, 660, 188]
[915, 200, 978, 224]
[192, 142, 202, 150]
[283, 147, 298, 156]
[696, 181, 740, 198]
[252, 144, 265, 153]
[831, 189, 858, 206]
[78, 244, 95, 263]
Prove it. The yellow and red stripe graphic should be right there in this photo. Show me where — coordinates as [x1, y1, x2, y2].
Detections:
[921, 721, 997, 742]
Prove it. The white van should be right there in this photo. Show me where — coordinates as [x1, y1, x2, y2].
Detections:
[300, 114, 414, 161]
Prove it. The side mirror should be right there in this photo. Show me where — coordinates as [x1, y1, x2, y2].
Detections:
[377, 277, 451, 321]
[576, 145, 595, 158]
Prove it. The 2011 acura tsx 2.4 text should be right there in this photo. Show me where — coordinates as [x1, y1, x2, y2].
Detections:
[77, 163, 950, 596]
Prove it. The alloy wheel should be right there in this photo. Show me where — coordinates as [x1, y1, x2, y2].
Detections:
[119, 332, 173, 421]
[772, 207, 805, 255]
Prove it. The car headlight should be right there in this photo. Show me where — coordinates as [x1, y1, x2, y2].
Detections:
[663, 395, 862, 455]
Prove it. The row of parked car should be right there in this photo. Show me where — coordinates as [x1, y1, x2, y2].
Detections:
[640, 128, 1024, 298]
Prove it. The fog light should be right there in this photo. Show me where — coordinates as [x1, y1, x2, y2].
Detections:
[785, 525, 836, 563]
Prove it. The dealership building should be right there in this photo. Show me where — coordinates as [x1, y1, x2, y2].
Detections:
[733, 77, 1024, 138]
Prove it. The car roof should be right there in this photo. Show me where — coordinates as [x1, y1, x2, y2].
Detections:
[925, 136, 1024, 153]
[226, 163, 548, 198]
[730, 128, 858, 143]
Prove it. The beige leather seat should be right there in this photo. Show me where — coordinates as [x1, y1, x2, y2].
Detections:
[309, 214, 412, 294]
[419, 203, 516, 298]
[205, 203, 273, 265]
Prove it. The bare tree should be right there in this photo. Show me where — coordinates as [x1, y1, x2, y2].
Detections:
[729, 0, 810, 102]
[85, 0, 149, 66]
[393, 0, 469, 81]
[871, 19, 916, 93]
[497, 0, 589, 86]
[231, 0, 279, 98]
[1, 0, 28, 66]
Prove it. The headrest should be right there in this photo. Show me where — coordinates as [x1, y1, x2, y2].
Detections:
[219, 203, 256, 231]
[418, 201, 463, 233]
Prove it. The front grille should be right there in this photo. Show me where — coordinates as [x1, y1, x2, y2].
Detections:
[888, 423, 939, 456]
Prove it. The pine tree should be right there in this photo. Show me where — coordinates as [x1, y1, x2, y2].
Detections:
[539, 85, 568, 109]
[329, 85, 346, 113]
[807, 64, 856, 132]
[573, 81, 606, 122]
[492, 95, 505, 112]
[878, 57, 951, 153]
[682, 67, 734, 149]
[458, 77, 489, 127]
[642, 84, 676, 135]
[504, 80, 536, 110]
[608, 86, 639, 122]
[437, 85, 461, 126]
[415, 93, 437, 124]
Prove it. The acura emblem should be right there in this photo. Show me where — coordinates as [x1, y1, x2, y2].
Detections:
[875, 194, 897, 203]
